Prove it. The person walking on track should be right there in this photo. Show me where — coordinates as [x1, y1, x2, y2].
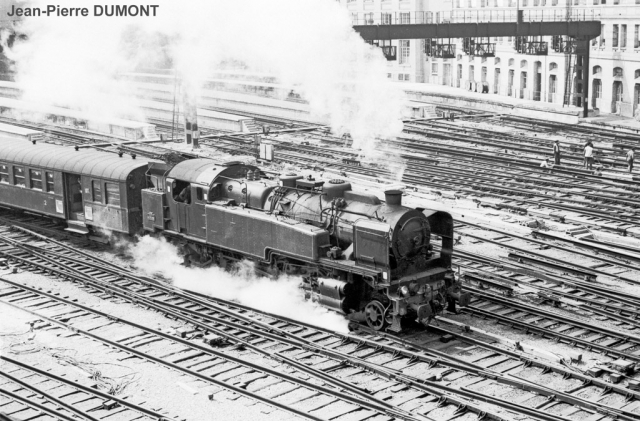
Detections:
[627, 147, 635, 173]
[552, 140, 561, 166]
[584, 141, 594, 170]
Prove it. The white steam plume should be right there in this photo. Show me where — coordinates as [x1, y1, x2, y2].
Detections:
[128, 236, 349, 333]
[10, 0, 406, 150]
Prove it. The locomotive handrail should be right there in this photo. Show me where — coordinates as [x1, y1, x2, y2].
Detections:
[320, 207, 384, 222]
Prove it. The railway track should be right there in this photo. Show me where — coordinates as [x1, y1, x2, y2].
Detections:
[1, 224, 640, 420]
[0, 356, 169, 421]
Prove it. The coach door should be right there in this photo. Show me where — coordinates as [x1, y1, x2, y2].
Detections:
[64, 173, 84, 221]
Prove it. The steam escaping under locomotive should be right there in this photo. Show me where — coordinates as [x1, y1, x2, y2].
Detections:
[0, 140, 469, 332]
[144, 159, 470, 332]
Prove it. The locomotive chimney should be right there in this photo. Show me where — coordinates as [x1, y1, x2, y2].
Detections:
[385, 190, 402, 206]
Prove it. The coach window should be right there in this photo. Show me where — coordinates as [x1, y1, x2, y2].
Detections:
[105, 183, 121, 206]
[196, 187, 204, 202]
[29, 169, 43, 190]
[13, 166, 25, 187]
[92, 181, 103, 203]
[45, 172, 55, 192]
[0, 164, 8, 184]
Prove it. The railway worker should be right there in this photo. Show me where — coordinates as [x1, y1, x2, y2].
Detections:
[593, 166, 603, 177]
[177, 184, 191, 204]
[552, 140, 561, 166]
[539, 157, 553, 171]
[627, 148, 635, 173]
[584, 141, 594, 170]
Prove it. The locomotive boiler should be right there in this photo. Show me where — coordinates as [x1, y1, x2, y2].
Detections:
[142, 159, 469, 332]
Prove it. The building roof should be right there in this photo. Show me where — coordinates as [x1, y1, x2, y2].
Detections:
[0, 139, 148, 181]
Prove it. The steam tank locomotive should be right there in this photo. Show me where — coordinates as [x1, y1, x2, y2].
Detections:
[143, 159, 469, 332]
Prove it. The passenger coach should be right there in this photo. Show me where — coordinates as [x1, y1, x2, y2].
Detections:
[0, 140, 148, 235]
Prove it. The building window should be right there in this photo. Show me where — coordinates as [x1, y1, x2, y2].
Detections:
[635, 25, 640, 48]
[399, 13, 410, 24]
[29, 169, 42, 190]
[381, 13, 392, 24]
[399, 74, 404, 81]
[613, 25, 619, 48]
[45, 172, 54, 192]
[550, 62, 558, 71]
[92, 181, 102, 202]
[508, 58, 514, 66]
[404, 73, 410, 81]
[520, 60, 527, 68]
[387, 73, 392, 78]
[399, 40, 410, 64]
[593, 65, 602, 74]
[431, 63, 438, 75]
[621, 25, 627, 48]
[594, 80, 602, 98]
[600, 24, 605, 47]
[495, 57, 501, 65]
[0, 164, 7, 184]
[635, 69, 640, 78]
[13, 166, 25, 187]
[614, 67, 623, 77]
[105, 183, 121, 207]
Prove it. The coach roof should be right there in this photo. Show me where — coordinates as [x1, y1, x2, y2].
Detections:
[0, 139, 148, 181]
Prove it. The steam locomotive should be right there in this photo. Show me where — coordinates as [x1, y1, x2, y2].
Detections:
[0, 140, 469, 332]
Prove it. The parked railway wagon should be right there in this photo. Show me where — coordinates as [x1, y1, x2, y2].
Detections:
[143, 159, 469, 332]
[137, 99, 259, 133]
[0, 122, 44, 143]
[124, 72, 301, 102]
[0, 140, 148, 235]
[0, 96, 159, 142]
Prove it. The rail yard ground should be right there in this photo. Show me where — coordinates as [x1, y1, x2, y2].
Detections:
[4, 83, 640, 420]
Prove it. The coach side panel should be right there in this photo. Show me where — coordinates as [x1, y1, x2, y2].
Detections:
[0, 162, 66, 219]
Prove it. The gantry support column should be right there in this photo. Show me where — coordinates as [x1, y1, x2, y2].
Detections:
[574, 37, 590, 118]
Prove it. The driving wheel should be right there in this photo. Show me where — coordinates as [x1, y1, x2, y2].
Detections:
[364, 300, 387, 331]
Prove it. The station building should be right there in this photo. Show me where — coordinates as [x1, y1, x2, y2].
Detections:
[340, 0, 640, 117]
